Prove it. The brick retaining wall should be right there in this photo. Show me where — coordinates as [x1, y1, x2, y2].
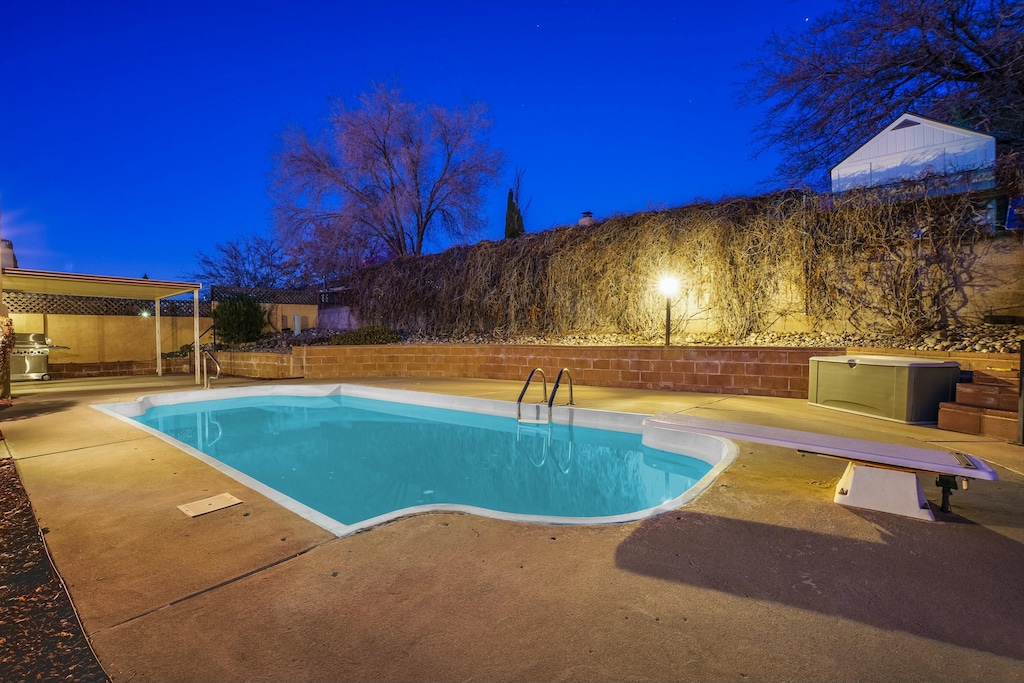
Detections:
[45, 345, 1021, 400]
[846, 347, 1021, 372]
[242, 344, 843, 399]
[215, 350, 305, 380]
[48, 357, 193, 378]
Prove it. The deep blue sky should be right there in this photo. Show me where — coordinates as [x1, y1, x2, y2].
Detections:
[1, 0, 835, 282]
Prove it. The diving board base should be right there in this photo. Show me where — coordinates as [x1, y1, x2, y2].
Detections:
[833, 462, 934, 521]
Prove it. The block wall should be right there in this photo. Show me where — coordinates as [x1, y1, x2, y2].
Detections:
[287, 344, 843, 399]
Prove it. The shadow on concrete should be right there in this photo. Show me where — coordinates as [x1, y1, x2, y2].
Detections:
[920, 468, 1024, 531]
[0, 400, 78, 422]
[615, 511, 1024, 661]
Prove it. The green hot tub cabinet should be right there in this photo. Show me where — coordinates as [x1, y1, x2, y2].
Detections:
[808, 355, 960, 424]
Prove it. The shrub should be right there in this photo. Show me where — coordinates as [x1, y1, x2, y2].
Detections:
[330, 325, 402, 345]
[212, 294, 269, 344]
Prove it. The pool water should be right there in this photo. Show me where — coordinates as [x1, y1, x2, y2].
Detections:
[130, 392, 714, 531]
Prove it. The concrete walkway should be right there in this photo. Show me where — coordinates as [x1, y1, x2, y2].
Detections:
[3, 375, 1023, 682]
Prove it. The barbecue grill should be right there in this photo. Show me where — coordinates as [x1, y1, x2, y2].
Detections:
[11, 333, 68, 381]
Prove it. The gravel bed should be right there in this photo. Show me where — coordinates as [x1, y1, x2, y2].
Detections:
[0, 456, 109, 682]
[236, 325, 1024, 355]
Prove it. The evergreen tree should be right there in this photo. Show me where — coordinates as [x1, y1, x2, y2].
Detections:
[505, 188, 525, 239]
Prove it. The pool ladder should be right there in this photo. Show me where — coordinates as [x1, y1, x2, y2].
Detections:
[202, 350, 221, 389]
[516, 367, 575, 424]
[515, 368, 576, 472]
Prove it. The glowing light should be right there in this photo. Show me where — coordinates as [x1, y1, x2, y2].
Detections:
[658, 276, 680, 298]
[140, 309, 151, 318]
[657, 276, 680, 347]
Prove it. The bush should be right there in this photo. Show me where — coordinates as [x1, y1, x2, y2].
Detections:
[330, 325, 402, 345]
[212, 294, 269, 344]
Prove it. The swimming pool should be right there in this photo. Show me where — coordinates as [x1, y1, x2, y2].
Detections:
[95, 384, 736, 536]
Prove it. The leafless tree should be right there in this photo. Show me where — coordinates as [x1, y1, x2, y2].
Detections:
[743, 0, 1024, 187]
[272, 84, 502, 280]
[512, 166, 532, 216]
[187, 234, 299, 289]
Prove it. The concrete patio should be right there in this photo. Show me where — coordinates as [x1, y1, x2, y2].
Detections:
[3, 375, 1023, 682]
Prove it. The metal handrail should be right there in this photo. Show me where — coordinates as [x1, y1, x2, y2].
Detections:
[547, 367, 576, 421]
[202, 350, 221, 389]
[516, 368, 548, 421]
[181, 325, 216, 351]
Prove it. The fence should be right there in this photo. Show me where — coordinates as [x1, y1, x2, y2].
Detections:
[1, 292, 212, 316]
[210, 286, 319, 305]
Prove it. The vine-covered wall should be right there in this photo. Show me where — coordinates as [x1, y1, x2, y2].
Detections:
[349, 180, 1024, 340]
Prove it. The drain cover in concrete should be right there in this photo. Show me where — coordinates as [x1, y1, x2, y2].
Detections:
[178, 493, 242, 517]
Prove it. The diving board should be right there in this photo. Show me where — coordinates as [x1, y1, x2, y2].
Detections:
[643, 413, 998, 521]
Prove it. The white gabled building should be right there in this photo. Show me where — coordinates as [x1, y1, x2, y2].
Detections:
[830, 113, 996, 193]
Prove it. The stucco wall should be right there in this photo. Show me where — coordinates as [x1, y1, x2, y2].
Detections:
[261, 303, 318, 332]
[9, 302, 319, 364]
[10, 313, 214, 363]
[962, 235, 1024, 320]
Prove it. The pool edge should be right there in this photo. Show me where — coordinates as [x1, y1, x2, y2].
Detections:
[92, 383, 738, 537]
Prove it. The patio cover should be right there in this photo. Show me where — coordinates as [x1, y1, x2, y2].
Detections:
[1, 268, 203, 384]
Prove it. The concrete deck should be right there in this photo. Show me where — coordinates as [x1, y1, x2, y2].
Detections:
[3, 374, 1024, 682]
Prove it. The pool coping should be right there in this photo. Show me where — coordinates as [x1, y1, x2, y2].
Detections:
[92, 382, 738, 537]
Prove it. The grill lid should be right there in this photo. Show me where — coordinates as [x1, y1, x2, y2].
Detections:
[13, 333, 67, 350]
[15, 333, 51, 347]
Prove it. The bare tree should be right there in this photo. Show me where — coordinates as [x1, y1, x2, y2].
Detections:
[273, 84, 503, 279]
[743, 0, 1024, 187]
[187, 234, 298, 289]
[512, 166, 532, 216]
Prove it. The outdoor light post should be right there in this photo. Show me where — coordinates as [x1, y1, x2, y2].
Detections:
[658, 276, 680, 347]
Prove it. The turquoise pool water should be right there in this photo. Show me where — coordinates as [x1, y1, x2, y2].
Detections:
[130, 393, 713, 530]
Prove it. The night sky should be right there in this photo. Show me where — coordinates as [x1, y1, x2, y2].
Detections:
[1, 0, 836, 282]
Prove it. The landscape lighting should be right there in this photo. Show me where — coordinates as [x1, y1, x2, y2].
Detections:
[658, 276, 680, 347]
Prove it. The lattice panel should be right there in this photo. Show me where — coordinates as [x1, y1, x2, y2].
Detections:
[210, 286, 319, 305]
[2, 292, 211, 317]
[319, 289, 356, 307]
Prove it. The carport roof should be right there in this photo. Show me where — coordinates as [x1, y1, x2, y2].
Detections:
[1, 268, 201, 300]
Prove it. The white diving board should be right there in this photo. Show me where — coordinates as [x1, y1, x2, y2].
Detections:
[643, 413, 998, 521]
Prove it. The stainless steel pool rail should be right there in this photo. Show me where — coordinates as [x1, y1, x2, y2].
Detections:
[548, 368, 575, 419]
[518, 367, 576, 423]
[516, 368, 548, 422]
[202, 350, 221, 389]
[515, 373, 576, 472]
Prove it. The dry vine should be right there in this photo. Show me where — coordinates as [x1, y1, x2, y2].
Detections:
[347, 161, 1023, 340]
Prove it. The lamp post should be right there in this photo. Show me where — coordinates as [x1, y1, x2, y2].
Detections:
[658, 276, 680, 347]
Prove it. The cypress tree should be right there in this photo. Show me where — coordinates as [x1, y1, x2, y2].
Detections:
[505, 188, 525, 239]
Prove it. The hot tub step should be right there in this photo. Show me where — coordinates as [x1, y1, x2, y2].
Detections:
[938, 402, 1018, 440]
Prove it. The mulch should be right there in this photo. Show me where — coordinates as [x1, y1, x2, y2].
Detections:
[0, 453, 109, 682]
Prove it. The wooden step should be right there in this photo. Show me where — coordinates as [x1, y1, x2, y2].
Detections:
[938, 402, 1019, 441]
[954, 382, 1020, 411]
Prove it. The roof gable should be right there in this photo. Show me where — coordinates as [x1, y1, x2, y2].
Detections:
[831, 113, 996, 192]
[842, 113, 993, 165]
